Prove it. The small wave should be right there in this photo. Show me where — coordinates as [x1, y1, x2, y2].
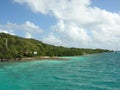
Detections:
[92, 81, 120, 89]
[52, 75, 71, 81]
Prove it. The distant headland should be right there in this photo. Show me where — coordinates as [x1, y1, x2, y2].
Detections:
[0, 33, 111, 62]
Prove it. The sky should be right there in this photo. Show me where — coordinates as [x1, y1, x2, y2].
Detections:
[0, 0, 120, 50]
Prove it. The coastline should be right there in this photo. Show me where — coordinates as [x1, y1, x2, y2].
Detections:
[22, 56, 68, 61]
[0, 56, 69, 62]
[0, 51, 112, 62]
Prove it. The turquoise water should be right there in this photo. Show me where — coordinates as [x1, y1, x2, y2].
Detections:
[0, 52, 120, 90]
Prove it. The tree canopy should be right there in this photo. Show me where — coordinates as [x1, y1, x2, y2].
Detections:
[0, 33, 110, 61]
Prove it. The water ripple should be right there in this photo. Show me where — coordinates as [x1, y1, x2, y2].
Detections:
[0, 52, 120, 90]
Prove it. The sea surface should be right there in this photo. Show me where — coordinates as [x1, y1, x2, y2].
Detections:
[0, 52, 120, 90]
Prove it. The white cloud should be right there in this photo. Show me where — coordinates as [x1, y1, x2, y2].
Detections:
[13, 0, 120, 50]
[0, 29, 15, 35]
[0, 29, 9, 34]
[42, 32, 63, 46]
[23, 21, 42, 33]
[0, 21, 43, 38]
[25, 32, 32, 38]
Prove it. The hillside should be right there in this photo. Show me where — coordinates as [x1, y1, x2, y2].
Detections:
[0, 33, 110, 61]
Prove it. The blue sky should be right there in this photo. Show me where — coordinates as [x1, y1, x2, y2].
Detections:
[0, 0, 120, 50]
[0, 0, 58, 39]
[92, 0, 120, 12]
[0, 0, 56, 30]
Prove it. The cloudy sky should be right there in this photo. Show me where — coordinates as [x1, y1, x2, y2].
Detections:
[0, 0, 120, 50]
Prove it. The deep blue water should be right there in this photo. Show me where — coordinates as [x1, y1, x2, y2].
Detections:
[0, 52, 120, 90]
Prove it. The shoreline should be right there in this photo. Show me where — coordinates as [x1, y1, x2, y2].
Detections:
[0, 56, 69, 62]
[0, 52, 112, 62]
[22, 56, 68, 61]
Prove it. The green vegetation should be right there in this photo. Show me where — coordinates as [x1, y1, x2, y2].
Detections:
[0, 33, 110, 61]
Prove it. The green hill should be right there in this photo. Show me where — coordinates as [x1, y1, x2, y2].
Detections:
[0, 33, 110, 61]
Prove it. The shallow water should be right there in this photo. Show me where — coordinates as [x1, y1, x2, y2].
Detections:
[0, 52, 120, 90]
